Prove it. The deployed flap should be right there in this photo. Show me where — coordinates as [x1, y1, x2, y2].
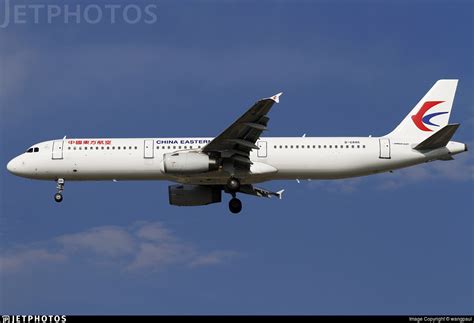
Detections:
[202, 93, 282, 169]
[414, 123, 460, 150]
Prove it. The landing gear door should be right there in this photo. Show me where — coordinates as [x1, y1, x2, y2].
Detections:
[144, 140, 154, 159]
[257, 141, 267, 158]
[52, 140, 64, 160]
[379, 138, 391, 159]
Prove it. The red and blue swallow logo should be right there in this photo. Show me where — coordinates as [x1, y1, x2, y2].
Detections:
[411, 101, 447, 132]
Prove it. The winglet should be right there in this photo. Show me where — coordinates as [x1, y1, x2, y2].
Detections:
[268, 92, 283, 103]
[276, 189, 285, 200]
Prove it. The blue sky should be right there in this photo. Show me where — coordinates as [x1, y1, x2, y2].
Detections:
[1, 0, 473, 315]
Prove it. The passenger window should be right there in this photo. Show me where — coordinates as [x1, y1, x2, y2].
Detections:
[290, 145, 293, 149]
[179, 146, 182, 149]
[84, 147, 88, 150]
[324, 145, 327, 148]
[335, 145, 338, 148]
[318, 145, 321, 149]
[173, 146, 176, 149]
[167, 146, 170, 149]
[329, 145, 332, 148]
[117, 146, 120, 150]
[107, 147, 110, 150]
[96, 147, 99, 150]
[184, 146, 187, 149]
[363, 145, 366, 148]
[307, 145, 310, 148]
[357, 145, 360, 148]
[285, 145, 288, 149]
[135, 146, 137, 149]
[73, 147, 77, 150]
[68, 147, 71, 150]
[346, 145, 349, 148]
[351, 145, 354, 148]
[296, 145, 299, 148]
[274, 145, 277, 149]
[129, 146, 132, 150]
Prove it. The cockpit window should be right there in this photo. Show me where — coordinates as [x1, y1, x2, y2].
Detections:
[26, 148, 33, 153]
[34, 147, 39, 152]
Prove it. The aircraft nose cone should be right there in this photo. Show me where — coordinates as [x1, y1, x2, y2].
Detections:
[7, 157, 19, 174]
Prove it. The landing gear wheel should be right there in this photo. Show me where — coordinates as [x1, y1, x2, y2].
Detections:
[229, 198, 242, 214]
[54, 178, 65, 203]
[54, 193, 63, 203]
[227, 177, 240, 191]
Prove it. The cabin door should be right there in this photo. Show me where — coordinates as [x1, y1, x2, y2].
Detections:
[144, 140, 154, 159]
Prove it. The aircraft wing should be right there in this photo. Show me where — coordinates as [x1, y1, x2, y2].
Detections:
[239, 184, 285, 199]
[202, 92, 282, 169]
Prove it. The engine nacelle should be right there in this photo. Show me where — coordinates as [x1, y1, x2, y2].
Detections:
[168, 185, 222, 206]
[162, 152, 218, 174]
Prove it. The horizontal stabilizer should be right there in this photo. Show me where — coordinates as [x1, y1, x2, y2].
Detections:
[414, 123, 460, 150]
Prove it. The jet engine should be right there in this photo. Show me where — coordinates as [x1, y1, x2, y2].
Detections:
[162, 152, 218, 174]
[168, 184, 222, 206]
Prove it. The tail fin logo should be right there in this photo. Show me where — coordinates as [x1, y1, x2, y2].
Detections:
[411, 101, 447, 132]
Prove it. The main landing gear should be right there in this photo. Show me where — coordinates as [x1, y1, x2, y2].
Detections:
[229, 197, 242, 214]
[226, 177, 242, 214]
[226, 177, 240, 191]
[54, 178, 65, 203]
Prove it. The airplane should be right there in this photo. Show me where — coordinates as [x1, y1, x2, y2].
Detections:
[6, 79, 468, 213]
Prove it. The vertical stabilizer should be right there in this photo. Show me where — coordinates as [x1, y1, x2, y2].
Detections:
[386, 79, 458, 141]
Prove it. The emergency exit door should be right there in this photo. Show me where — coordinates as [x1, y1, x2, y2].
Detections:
[257, 141, 267, 158]
[144, 140, 154, 159]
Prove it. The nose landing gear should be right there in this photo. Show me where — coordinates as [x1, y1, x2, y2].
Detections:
[54, 178, 65, 203]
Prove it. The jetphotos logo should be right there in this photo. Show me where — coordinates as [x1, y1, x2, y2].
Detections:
[1, 316, 66, 323]
[0, 0, 158, 28]
[411, 101, 448, 132]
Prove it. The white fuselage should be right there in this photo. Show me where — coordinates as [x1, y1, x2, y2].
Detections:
[6, 136, 467, 185]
